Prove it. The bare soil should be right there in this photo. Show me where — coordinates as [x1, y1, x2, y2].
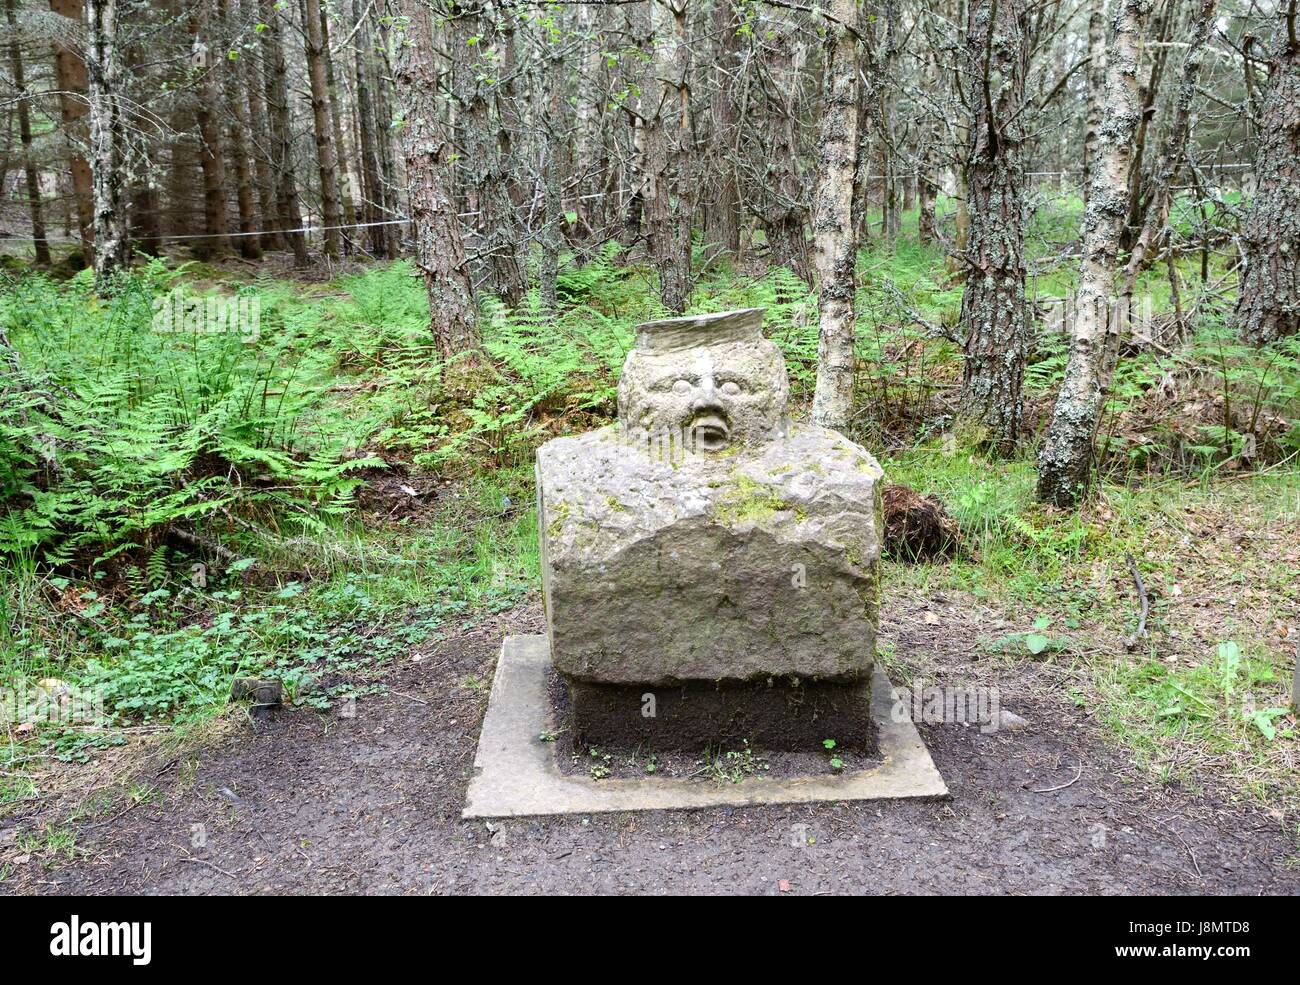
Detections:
[3, 597, 1297, 896]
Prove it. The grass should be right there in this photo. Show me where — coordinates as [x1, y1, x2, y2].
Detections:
[883, 442, 1299, 812]
[0, 197, 1296, 835]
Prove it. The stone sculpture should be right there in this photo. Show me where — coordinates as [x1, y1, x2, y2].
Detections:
[536, 308, 883, 749]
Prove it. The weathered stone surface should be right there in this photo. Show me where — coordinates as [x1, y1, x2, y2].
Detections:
[617, 307, 789, 453]
[537, 420, 882, 685]
[537, 306, 882, 699]
[461, 636, 949, 819]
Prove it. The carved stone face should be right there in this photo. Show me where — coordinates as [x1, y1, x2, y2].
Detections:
[618, 309, 788, 452]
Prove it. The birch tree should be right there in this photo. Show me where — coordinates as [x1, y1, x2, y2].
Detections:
[811, 0, 862, 430]
[1037, 0, 1153, 507]
[85, 0, 129, 282]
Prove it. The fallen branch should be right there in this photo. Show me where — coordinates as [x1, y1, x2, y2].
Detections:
[169, 525, 238, 563]
[1029, 760, 1083, 793]
[179, 855, 240, 879]
[1124, 553, 1149, 652]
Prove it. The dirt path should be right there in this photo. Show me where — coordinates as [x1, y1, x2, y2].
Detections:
[4, 601, 1297, 896]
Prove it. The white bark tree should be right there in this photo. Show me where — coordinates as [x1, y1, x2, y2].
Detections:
[1037, 0, 1152, 507]
[85, 0, 130, 283]
[811, 0, 863, 431]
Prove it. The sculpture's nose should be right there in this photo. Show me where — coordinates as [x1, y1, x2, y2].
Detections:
[691, 375, 721, 410]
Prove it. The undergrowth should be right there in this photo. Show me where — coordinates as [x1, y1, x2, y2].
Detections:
[0, 210, 1296, 818]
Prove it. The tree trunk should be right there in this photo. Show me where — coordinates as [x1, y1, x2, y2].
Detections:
[85, 0, 129, 283]
[540, 40, 570, 313]
[1236, 6, 1300, 345]
[958, 0, 1030, 452]
[1121, 0, 1217, 303]
[394, 0, 477, 357]
[879, 0, 901, 247]
[811, 0, 862, 431]
[642, 0, 694, 313]
[450, 0, 526, 306]
[755, 25, 811, 285]
[6, 0, 50, 264]
[703, 0, 742, 261]
[1119, 0, 1172, 254]
[259, 0, 309, 265]
[241, 0, 281, 251]
[48, 0, 95, 260]
[918, 138, 940, 245]
[217, 0, 261, 259]
[189, 4, 231, 259]
[166, 99, 199, 241]
[123, 37, 161, 256]
[351, 0, 386, 256]
[374, 29, 403, 259]
[131, 184, 163, 257]
[303, 0, 343, 258]
[1081, 6, 1106, 207]
[319, 4, 358, 243]
[1037, 0, 1152, 507]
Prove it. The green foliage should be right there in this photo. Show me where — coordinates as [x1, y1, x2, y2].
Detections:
[1112, 638, 1292, 743]
[1, 218, 1295, 817]
[0, 262, 380, 563]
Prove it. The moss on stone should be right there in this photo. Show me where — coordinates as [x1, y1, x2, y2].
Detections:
[546, 500, 572, 539]
[713, 475, 790, 525]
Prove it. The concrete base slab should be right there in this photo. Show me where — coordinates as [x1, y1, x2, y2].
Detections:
[463, 635, 949, 819]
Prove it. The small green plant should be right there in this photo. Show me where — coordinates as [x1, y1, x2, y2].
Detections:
[822, 738, 844, 772]
[587, 746, 612, 779]
[700, 740, 768, 784]
[1024, 615, 1055, 656]
[18, 824, 78, 867]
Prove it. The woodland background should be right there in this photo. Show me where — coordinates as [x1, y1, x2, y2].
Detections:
[0, 0, 1297, 868]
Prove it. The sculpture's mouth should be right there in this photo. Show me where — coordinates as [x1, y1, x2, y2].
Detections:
[688, 412, 731, 451]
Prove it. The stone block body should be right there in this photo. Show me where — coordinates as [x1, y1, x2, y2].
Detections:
[537, 422, 882, 685]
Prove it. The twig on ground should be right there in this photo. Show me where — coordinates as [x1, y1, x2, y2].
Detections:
[179, 855, 239, 879]
[1170, 826, 1204, 879]
[170, 525, 238, 563]
[1124, 553, 1149, 652]
[1029, 760, 1083, 793]
[390, 690, 429, 706]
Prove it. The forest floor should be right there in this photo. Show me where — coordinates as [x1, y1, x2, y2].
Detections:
[1, 247, 1297, 894]
[3, 590, 1296, 895]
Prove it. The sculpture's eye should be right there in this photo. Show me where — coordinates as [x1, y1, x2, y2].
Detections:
[720, 381, 741, 396]
[672, 379, 692, 394]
